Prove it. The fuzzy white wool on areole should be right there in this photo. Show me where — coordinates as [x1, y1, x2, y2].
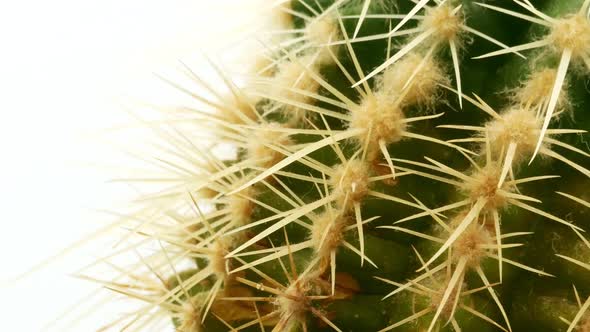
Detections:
[349, 93, 407, 160]
[485, 108, 544, 163]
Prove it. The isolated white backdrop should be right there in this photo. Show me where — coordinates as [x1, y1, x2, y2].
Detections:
[0, 0, 268, 330]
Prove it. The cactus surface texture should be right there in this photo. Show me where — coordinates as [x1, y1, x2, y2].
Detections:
[89, 0, 590, 331]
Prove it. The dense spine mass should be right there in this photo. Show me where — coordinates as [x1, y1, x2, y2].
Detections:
[88, 0, 590, 331]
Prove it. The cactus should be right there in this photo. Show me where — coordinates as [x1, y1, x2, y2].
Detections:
[88, 0, 590, 331]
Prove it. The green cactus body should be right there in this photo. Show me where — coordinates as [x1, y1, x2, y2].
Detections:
[92, 0, 590, 331]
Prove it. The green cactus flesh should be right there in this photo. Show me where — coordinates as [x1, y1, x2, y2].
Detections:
[100, 0, 590, 331]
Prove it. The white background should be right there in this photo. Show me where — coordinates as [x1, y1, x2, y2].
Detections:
[0, 0, 267, 330]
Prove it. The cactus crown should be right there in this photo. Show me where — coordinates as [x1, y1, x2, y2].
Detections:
[76, 0, 590, 331]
